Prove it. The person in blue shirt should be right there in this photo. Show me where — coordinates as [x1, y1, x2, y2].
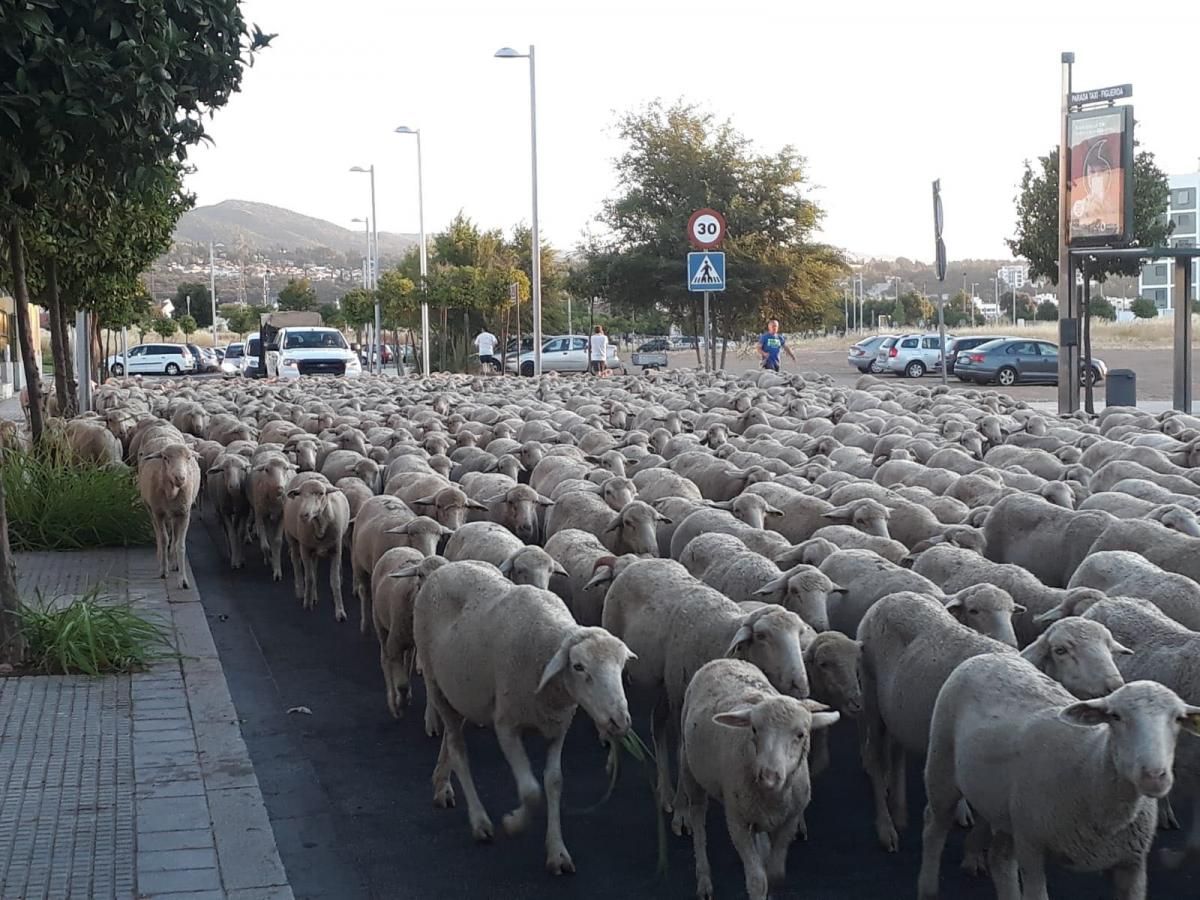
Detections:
[758, 318, 796, 371]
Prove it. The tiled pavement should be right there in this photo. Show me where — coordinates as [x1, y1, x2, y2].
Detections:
[1, 549, 292, 900]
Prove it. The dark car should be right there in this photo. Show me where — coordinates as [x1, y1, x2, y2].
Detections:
[953, 338, 1107, 387]
[946, 335, 1014, 378]
[184, 343, 217, 374]
[638, 338, 672, 352]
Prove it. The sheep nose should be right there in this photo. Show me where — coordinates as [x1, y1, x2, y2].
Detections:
[1139, 768, 1172, 797]
[756, 768, 783, 790]
[607, 712, 631, 738]
[845, 698, 863, 716]
[1104, 675, 1125, 693]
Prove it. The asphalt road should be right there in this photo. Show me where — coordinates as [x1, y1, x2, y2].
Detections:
[190, 516, 1197, 900]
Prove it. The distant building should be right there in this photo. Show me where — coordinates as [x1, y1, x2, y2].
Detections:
[997, 264, 1029, 290]
[1138, 169, 1200, 313]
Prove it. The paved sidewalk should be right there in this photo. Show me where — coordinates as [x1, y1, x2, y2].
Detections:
[0, 548, 293, 900]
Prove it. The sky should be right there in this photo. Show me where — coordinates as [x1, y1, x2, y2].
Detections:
[184, 0, 1200, 263]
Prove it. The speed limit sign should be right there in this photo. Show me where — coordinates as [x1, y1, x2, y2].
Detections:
[687, 208, 726, 249]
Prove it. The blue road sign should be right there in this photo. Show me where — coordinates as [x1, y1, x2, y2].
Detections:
[687, 251, 726, 292]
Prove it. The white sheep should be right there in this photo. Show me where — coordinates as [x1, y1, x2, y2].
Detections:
[982, 493, 1115, 588]
[817, 549, 941, 636]
[545, 494, 664, 556]
[205, 452, 253, 569]
[679, 658, 838, 900]
[282, 473, 352, 621]
[413, 561, 635, 874]
[247, 452, 296, 581]
[137, 442, 201, 588]
[1066, 550, 1200, 631]
[370, 548, 447, 718]
[918, 654, 1200, 900]
[543, 528, 615, 625]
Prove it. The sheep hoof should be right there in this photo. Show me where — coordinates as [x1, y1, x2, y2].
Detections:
[334, 609, 347, 623]
[955, 799, 973, 828]
[671, 810, 690, 837]
[696, 876, 714, 900]
[876, 823, 899, 853]
[433, 783, 455, 808]
[272, 571, 282, 582]
[960, 852, 988, 877]
[545, 849, 575, 875]
[470, 815, 494, 843]
[503, 809, 530, 836]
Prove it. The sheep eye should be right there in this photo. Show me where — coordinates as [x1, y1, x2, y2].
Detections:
[1109, 713, 1121, 722]
[1053, 647, 1068, 656]
[572, 662, 585, 673]
[967, 609, 979, 616]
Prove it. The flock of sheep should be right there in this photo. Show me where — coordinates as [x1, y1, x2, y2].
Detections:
[34, 366, 1200, 899]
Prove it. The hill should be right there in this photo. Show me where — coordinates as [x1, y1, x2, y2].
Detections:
[173, 200, 417, 257]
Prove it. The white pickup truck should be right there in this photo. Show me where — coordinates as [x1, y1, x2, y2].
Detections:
[265, 326, 362, 379]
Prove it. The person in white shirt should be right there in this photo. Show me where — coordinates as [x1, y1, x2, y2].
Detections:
[589, 326, 608, 376]
[474, 329, 499, 374]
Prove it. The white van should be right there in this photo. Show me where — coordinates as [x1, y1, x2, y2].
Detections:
[107, 343, 196, 377]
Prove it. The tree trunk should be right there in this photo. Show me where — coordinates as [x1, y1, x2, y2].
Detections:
[0, 474, 27, 668]
[7, 222, 44, 442]
[691, 306, 702, 367]
[439, 306, 448, 371]
[45, 261, 69, 417]
[720, 335, 728, 370]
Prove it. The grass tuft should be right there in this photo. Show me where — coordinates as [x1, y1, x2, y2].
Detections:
[1, 440, 152, 551]
[16, 585, 172, 675]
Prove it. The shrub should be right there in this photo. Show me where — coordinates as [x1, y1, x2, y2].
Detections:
[1, 442, 152, 551]
[17, 585, 172, 675]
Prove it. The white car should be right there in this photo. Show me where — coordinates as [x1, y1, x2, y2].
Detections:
[266, 326, 362, 379]
[504, 335, 622, 376]
[244, 333, 263, 377]
[220, 342, 245, 376]
[106, 343, 196, 377]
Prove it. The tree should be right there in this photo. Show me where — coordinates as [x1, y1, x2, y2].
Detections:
[1090, 296, 1117, 321]
[173, 282, 212, 327]
[1008, 147, 1173, 284]
[890, 298, 907, 327]
[223, 305, 263, 336]
[0, 1, 271, 448]
[339, 289, 375, 347]
[999, 291, 1036, 320]
[176, 315, 197, 340]
[151, 316, 176, 341]
[277, 278, 318, 312]
[1131, 296, 1159, 319]
[319, 303, 346, 330]
[1035, 300, 1058, 321]
[589, 100, 847, 368]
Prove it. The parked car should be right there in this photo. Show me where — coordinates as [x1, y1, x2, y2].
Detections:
[945, 335, 1013, 378]
[671, 335, 703, 351]
[244, 333, 262, 377]
[877, 332, 956, 378]
[268, 326, 362, 379]
[220, 342, 244, 376]
[953, 338, 1107, 387]
[505, 335, 622, 376]
[638, 338, 672, 353]
[187, 344, 219, 374]
[106, 344, 196, 377]
[846, 335, 893, 374]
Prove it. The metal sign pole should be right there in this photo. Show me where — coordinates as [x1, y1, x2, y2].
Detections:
[703, 291, 710, 372]
[1057, 52, 1078, 414]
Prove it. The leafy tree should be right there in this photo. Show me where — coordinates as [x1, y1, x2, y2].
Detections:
[889, 298, 906, 327]
[173, 282, 212, 327]
[377, 271, 417, 329]
[151, 316, 176, 341]
[176, 315, 197, 340]
[0, 1, 271, 448]
[1131, 296, 1159, 319]
[1090, 296, 1117, 321]
[1035, 300, 1058, 321]
[999, 291, 1036, 320]
[223, 305, 263, 336]
[1008, 147, 1172, 284]
[339, 289, 375, 347]
[589, 99, 847, 367]
[319, 302, 346, 330]
[277, 278, 318, 312]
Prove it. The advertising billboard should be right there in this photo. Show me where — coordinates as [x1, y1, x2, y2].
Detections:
[1068, 105, 1135, 247]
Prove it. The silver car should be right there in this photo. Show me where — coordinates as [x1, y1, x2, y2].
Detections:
[506, 335, 621, 376]
[877, 332, 955, 378]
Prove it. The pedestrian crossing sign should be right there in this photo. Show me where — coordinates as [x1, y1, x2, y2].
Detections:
[687, 252, 726, 292]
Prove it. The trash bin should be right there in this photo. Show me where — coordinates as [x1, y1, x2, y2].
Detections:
[1106, 369, 1136, 407]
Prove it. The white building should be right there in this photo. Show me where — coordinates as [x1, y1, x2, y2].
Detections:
[1138, 169, 1200, 313]
[997, 264, 1029, 289]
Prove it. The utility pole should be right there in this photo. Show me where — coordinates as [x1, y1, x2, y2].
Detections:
[1057, 52, 1078, 414]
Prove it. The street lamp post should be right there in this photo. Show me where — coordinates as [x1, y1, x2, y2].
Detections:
[351, 217, 370, 290]
[350, 165, 381, 374]
[495, 45, 541, 377]
[394, 126, 430, 376]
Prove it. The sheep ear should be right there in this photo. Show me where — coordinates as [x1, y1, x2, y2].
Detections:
[712, 709, 754, 729]
[654, 512, 673, 524]
[483, 459, 499, 472]
[1032, 602, 1070, 625]
[438, 525, 454, 537]
[706, 500, 733, 510]
[751, 576, 786, 599]
[810, 711, 841, 731]
[1059, 698, 1115, 728]
[385, 523, 413, 535]
[821, 504, 856, 524]
[583, 455, 602, 464]
[583, 568, 613, 591]
[1111, 639, 1134, 656]
[141, 451, 164, 461]
[465, 499, 489, 510]
[412, 494, 439, 506]
[388, 565, 420, 579]
[552, 561, 569, 576]
[498, 557, 514, 576]
[537, 495, 556, 507]
[1011, 603, 1028, 615]
[943, 594, 964, 613]
[207, 466, 223, 475]
[725, 622, 754, 657]
[766, 506, 784, 517]
[1182, 707, 1200, 737]
[536, 638, 575, 693]
[1020, 633, 1051, 669]
[604, 515, 622, 534]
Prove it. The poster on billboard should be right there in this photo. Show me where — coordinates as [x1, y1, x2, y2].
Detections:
[1067, 105, 1134, 247]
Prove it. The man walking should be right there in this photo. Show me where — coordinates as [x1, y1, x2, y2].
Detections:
[758, 318, 796, 372]
[589, 325, 608, 376]
[474, 327, 499, 374]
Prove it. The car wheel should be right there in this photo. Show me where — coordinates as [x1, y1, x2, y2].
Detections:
[905, 360, 926, 378]
[996, 366, 1018, 387]
[868, 359, 883, 374]
[520, 361, 535, 377]
[956, 375, 971, 383]
[110, 363, 124, 376]
[165, 363, 180, 376]
[1081, 366, 1100, 386]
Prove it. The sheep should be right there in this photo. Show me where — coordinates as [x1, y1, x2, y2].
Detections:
[370, 547, 447, 718]
[631, 467, 703, 503]
[817, 550, 941, 636]
[803, 631, 863, 776]
[1076, 494, 1200, 537]
[678, 532, 750, 580]
[667, 451, 773, 501]
[247, 453, 295, 581]
[1086, 518, 1200, 584]
[544, 494, 664, 556]
[1081, 597, 1200, 864]
[206, 453, 253, 569]
[320, 449, 382, 494]
[64, 420, 124, 468]
[700, 549, 785, 604]
[443, 520, 524, 566]
[543, 529, 613, 625]
[1106, 477, 1200, 512]
[747, 563, 839, 632]
[678, 658, 838, 900]
[918, 653, 1200, 900]
[982, 493, 1114, 587]
[282, 473, 351, 620]
[810, 525, 910, 563]
[1090, 458, 1200, 496]
[464, 478, 553, 544]
[746, 483, 891, 545]
[137, 442, 201, 588]
[496, 545, 568, 590]
[412, 561, 635, 874]
[601, 559, 810, 827]
[772, 537, 840, 567]
[857, 587, 1127, 852]
[390, 475, 488, 531]
[1066, 550, 1200, 631]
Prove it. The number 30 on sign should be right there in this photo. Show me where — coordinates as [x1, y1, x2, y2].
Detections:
[687, 208, 726, 249]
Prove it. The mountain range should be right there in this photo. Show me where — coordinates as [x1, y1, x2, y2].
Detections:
[172, 200, 418, 257]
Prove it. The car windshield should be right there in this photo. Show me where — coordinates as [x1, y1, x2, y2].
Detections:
[247, 339, 261, 356]
[225, 345, 243, 359]
[970, 339, 1007, 353]
[283, 330, 347, 350]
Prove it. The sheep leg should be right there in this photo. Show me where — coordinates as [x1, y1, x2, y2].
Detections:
[174, 510, 192, 589]
[859, 701, 899, 852]
[681, 761, 713, 900]
[151, 513, 168, 579]
[382, 627, 411, 715]
[671, 726, 691, 836]
[354, 566, 371, 635]
[727, 819, 769, 900]
[765, 810, 803, 888]
[222, 516, 237, 567]
[810, 729, 830, 778]
[650, 695, 674, 814]
[287, 536, 304, 600]
[229, 513, 245, 569]
[985, 830, 1019, 900]
[1012, 837, 1049, 900]
[300, 545, 318, 610]
[889, 742, 909, 830]
[916, 745, 960, 900]
[443, 712, 493, 842]
[424, 688, 442, 738]
[430, 726, 455, 808]
[1158, 795, 1180, 830]
[267, 519, 283, 582]
[960, 820, 991, 876]
[1110, 861, 1147, 900]
[542, 731, 574, 875]
[258, 517, 273, 566]
[329, 542, 347, 622]
[494, 724, 543, 836]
